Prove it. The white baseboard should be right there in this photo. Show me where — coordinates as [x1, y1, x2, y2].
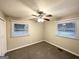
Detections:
[7, 40, 79, 57]
[7, 40, 44, 52]
[45, 40, 79, 57]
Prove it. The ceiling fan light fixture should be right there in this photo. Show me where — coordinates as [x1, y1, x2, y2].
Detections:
[37, 18, 45, 22]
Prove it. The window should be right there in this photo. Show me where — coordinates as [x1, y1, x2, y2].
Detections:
[57, 20, 76, 39]
[12, 22, 29, 37]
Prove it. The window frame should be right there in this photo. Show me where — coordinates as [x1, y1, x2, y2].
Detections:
[11, 21, 29, 37]
[56, 19, 76, 39]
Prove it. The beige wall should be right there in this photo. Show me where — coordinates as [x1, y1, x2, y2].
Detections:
[44, 17, 79, 55]
[6, 17, 44, 50]
[6, 15, 79, 56]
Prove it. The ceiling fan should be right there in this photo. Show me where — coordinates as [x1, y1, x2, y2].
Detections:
[31, 10, 53, 22]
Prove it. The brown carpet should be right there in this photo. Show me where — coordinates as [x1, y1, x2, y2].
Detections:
[6, 41, 79, 59]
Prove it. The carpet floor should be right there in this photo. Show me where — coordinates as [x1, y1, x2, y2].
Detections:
[6, 41, 79, 59]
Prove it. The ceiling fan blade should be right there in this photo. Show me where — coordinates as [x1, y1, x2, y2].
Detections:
[29, 18, 37, 21]
[44, 18, 50, 21]
[32, 14, 38, 17]
[46, 14, 53, 17]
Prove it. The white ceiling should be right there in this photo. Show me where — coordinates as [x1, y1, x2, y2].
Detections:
[0, 0, 79, 18]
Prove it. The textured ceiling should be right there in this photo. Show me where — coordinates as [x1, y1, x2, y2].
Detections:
[0, 0, 79, 19]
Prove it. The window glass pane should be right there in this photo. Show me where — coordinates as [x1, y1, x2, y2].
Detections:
[14, 24, 25, 31]
[65, 23, 75, 32]
[58, 24, 65, 32]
